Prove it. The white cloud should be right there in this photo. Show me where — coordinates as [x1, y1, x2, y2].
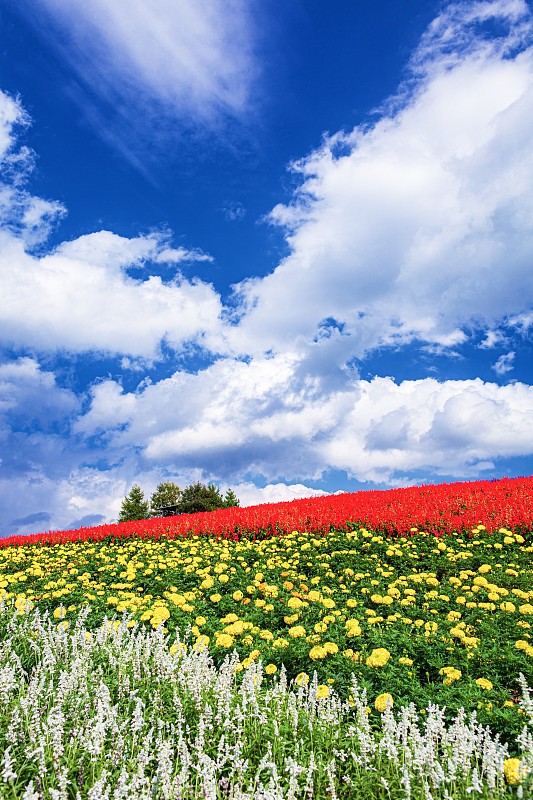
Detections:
[479, 329, 507, 348]
[20, 0, 259, 158]
[230, 482, 329, 507]
[154, 247, 213, 265]
[75, 355, 533, 486]
[227, 0, 533, 363]
[0, 90, 66, 245]
[0, 357, 78, 424]
[0, 230, 223, 357]
[0, 91, 28, 161]
[492, 350, 515, 374]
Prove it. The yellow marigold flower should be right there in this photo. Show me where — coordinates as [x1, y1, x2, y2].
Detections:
[309, 645, 327, 660]
[210, 593, 222, 603]
[265, 664, 277, 675]
[504, 536, 514, 544]
[215, 633, 235, 648]
[519, 604, 533, 615]
[232, 590, 244, 601]
[316, 684, 330, 699]
[504, 758, 529, 785]
[249, 649, 261, 660]
[295, 672, 309, 686]
[259, 630, 274, 640]
[225, 621, 245, 635]
[287, 597, 304, 609]
[374, 693, 393, 712]
[365, 648, 391, 668]
[478, 564, 491, 574]
[475, 678, 493, 691]
[307, 590, 321, 602]
[272, 637, 290, 649]
[314, 622, 327, 633]
[242, 656, 254, 669]
[346, 598, 358, 608]
[284, 613, 299, 624]
[398, 657, 413, 666]
[447, 610, 462, 622]
[500, 601, 516, 612]
[323, 641, 339, 654]
[288, 625, 306, 638]
[345, 621, 362, 637]
[53, 607, 66, 619]
[439, 666, 462, 685]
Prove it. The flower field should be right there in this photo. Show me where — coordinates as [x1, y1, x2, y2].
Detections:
[1, 476, 533, 798]
[3, 475, 532, 549]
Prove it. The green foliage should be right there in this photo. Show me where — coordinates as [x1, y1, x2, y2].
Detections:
[177, 481, 227, 514]
[222, 488, 240, 508]
[118, 484, 149, 522]
[150, 481, 182, 517]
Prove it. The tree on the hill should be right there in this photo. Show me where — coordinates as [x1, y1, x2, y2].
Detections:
[177, 482, 227, 514]
[149, 481, 181, 516]
[118, 484, 150, 522]
[222, 488, 240, 508]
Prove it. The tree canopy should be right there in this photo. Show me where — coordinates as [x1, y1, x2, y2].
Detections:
[119, 481, 239, 520]
[149, 481, 182, 516]
[118, 484, 150, 522]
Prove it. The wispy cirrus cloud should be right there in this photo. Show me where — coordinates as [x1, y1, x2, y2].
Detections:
[14, 0, 261, 160]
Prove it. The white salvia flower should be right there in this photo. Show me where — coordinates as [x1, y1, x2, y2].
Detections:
[326, 759, 338, 800]
[400, 763, 412, 800]
[518, 673, 533, 721]
[466, 767, 483, 793]
[22, 781, 40, 800]
[1, 746, 17, 783]
[86, 769, 110, 800]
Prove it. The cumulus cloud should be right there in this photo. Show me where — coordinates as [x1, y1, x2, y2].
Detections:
[2, 467, 130, 537]
[75, 356, 533, 486]
[0, 357, 78, 428]
[0, 90, 66, 245]
[0, 99, 223, 358]
[228, 0, 533, 363]
[230, 482, 329, 506]
[0, 230, 223, 358]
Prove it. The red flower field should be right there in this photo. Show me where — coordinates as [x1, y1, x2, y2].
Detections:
[2, 475, 532, 549]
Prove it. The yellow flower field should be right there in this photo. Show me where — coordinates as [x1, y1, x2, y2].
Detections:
[1, 523, 532, 743]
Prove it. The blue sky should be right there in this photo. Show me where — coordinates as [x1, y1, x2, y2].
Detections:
[1, 0, 532, 537]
